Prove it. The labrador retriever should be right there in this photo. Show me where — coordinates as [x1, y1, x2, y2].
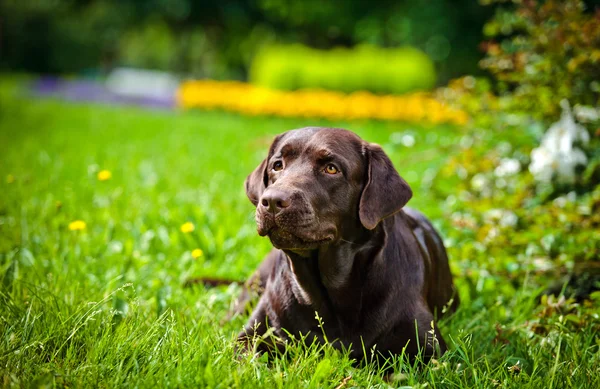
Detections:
[236, 127, 459, 363]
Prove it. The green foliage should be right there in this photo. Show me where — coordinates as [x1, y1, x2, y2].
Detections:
[118, 19, 179, 71]
[0, 0, 491, 83]
[0, 0, 270, 79]
[439, 0, 600, 194]
[434, 116, 600, 272]
[0, 0, 130, 74]
[1, 79, 599, 387]
[479, 0, 600, 120]
[251, 0, 493, 83]
[250, 44, 436, 94]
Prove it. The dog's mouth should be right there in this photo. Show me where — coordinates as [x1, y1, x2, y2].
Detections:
[270, 229, 333, 250]
[256, 209, 334, 250]
[260, 225, 333, 250]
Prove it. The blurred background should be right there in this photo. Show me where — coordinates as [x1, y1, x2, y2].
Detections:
[1, 0, 600, 298]
[1, 0, 493, 83]
[1, 0, 599, 302]
[3, 0, 599, 121]
[1, 1, 600, 386]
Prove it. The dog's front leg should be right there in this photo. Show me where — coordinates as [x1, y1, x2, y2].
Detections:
[227, 249, 280, 321]
[235, 295, 285, 356]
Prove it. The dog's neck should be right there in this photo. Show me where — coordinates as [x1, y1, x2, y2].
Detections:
[283, 219, 388, 315]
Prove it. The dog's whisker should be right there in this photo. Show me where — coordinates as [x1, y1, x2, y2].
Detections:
[337, 238, 362, 246]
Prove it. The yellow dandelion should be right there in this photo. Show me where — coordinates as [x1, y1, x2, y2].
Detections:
[97, 170, 112, 181]
[68, 220, 87, 231]
[180, 222, 195, 233]
[191, 248, 204, 259]
[6, 174, 15, 184]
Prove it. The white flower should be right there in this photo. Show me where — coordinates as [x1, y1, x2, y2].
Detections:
[529, 146, 556, 183]
[389, 132, 416, 147]
[500, 211, 518, 227]
[401, 134, 416, 147]
[553, 191, 577, 208]
[484, 209, 518, 228]
[529, 100, 590, 184]
[555, 148, 587, 183]
[494, 158, 521, 177]
[470, 173, 488, 191]
[574, 104, 600, 123]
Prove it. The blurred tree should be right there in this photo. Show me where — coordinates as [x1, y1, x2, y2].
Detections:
[0, 0, 502, 83]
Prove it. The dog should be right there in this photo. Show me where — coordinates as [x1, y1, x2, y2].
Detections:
[234, 127, 459, 363]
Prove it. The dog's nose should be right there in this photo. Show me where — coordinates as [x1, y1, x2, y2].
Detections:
[260, 189, 292, 214]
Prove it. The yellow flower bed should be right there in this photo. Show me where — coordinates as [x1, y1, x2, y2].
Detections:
[177, 80, 468, 125]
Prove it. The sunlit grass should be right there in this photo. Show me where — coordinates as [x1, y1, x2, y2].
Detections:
[1, 79, 598, 388]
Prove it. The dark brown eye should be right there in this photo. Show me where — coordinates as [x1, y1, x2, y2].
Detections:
[325, 164, 339, 174]
[273, 161, 283, 171]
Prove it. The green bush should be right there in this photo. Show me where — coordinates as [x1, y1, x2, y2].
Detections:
[479, 0, 600, 121]
[473, 0, 600, 193]
[249, 44, 436, 95]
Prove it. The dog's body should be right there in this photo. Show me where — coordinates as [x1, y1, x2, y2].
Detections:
[237, 127, 458, 362]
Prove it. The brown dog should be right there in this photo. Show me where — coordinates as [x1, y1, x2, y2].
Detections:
[235, 127, 458, 363]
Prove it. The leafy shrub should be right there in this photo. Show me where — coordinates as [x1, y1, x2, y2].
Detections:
[432, 115, 600, 301]
[441, 1, 600, 193]
[118, 20, 178, 72]
[250, 0, 493, 84]
[0, 0, 129, 74]
[479, 0, 600, 121]
[249, 44, 436, 95]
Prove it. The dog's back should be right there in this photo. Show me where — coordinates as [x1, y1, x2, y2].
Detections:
[403, 208, 460, 317]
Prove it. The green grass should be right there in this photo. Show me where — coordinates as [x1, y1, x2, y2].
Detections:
[1, 79, 598, 388]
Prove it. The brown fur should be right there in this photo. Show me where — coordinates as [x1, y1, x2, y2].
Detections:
[237, 127, 459, 363]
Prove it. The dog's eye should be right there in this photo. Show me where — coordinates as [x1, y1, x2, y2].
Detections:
[324, 164, 339, 174]
[273, 161, 283, 171]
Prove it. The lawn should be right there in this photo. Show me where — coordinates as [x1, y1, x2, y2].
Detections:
[1, 79, 598, 388]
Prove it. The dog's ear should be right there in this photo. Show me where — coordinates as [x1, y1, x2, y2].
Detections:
[245, 134, 282, 206]
[359, 143, 413, 230]
[245, 158, 268, 206]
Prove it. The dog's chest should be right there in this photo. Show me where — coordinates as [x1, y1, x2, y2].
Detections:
[279, 279, 365, 342]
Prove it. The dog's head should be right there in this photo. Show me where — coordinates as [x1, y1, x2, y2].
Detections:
[245, 127, 412, 251]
